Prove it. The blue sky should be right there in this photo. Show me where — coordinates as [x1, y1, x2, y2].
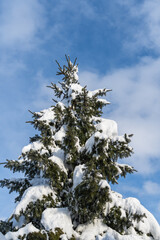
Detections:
[0, 0, 160, 223]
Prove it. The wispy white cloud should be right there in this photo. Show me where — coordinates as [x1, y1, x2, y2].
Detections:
[59, 0, 160, 54]
[137, 0, 160, 51]
[113, 180, 160, 197]
[79, 57, 160, 174]
[51, 0, 98, 21]
[30, 71, 55, 110]
[143, 181, 160, 195]
[0, 56, 26, 79]
[0, 0, 46, 50]
[119, 0, 160, 52]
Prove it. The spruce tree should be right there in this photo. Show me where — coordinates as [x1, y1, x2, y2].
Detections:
[0, 56, 160, 240]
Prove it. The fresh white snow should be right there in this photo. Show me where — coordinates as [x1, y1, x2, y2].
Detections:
[22, 141, 43, 154]
[38, 108, 55, 123]
[104, 191, 160, 240]
[99, 179, 110, 189]
[72, 164, 86, 190]
[77, 219, 109, 240]
[68, 83, 83, 97]
[13, 185, 57, 216]
[54, 126, 66, 142]
[84, 118, 118, 153]
[49, 154, 67, 174]
[41, 207, 76, 239]
[5, 223, 39, 240]
[0, 233, 6, 240]
[96, 118, 118, 138]
[77, 218, 157, 240]
[97, 98, 110, 104]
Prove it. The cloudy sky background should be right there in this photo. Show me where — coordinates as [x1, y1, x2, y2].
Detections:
[0, 0, 160, 222]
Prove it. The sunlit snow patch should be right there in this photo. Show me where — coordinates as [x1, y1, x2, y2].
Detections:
[22, 141, 43, 154]
[104, 191, 160, 240]
[37, 107, 55, 123]
[13, 185, 57, 216]
[41, 207, 76, 239]
[96, 118, 118, 137]
[72, 164, 86, 190]
[5, 223, 39, 240]
[0, 232, 6, 240]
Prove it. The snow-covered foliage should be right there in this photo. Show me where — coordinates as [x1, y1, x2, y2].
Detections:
[5, 223, 39, 240]
[12, 185, 57, 217]
[0, 56, 160, 240]
[105, 191, 160, 238]
[41, 207, 76, 239]
[72, 164, 86, 190]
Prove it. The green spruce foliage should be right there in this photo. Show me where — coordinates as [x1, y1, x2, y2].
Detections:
[104, 206, 146, 235]
[0, 56, 142, 238]
[0, 221, 12, 235]
[12, 193, 57, 229]
[25, 228, 64, 240]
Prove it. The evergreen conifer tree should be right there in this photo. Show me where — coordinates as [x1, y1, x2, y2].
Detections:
[0, 56, 160, 240]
